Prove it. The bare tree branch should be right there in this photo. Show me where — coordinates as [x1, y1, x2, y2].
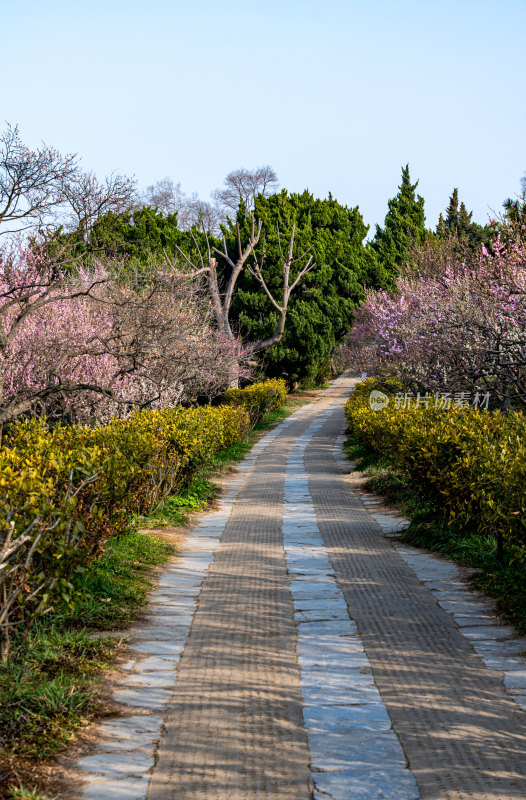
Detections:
[0, 124, 78, 235]
[211, 165, 279, 215]
[140, 177, 222, 233]
[60, 170, 137, 236]
[172, 213, 316, 374]
[248, 223, 316, 353]
[0, 124, 138, 240]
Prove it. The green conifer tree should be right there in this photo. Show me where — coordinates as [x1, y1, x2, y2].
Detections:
[458, 202, 473, 231]
[438, 189, 486, 250]
[372, 165, 426, 275]
[230, 190, 389, 385]
[445, 188, 460, 233]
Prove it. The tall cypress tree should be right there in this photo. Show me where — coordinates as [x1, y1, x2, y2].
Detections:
[372, 165, 426, 275]
[437, 188, 485, 250]
[445, 187, 460, 232]
[458, 202, 473, 231]
[436, 213, 447, 238]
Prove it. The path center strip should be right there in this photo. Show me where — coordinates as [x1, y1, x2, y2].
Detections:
[283, 404, 421, 800]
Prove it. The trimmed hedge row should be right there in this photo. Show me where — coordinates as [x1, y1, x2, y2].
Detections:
[345, 379, 526, 552]
[0, 380, 288, 659]
[224, 379, 288, 427]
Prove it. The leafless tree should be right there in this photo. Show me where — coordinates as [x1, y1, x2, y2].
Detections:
[0, 123, 138, 240]
[211, 165, 279, 215]
[185, 198, 221, 233]
[0, 124, 78, 236]
[142, 177, 188, 218]
[246, 223, 315, 352]
[141, 178, 221, 233]
[142, 166, 278, 233]
[60, 170, 137, 237]
[165, 213, 315, 384]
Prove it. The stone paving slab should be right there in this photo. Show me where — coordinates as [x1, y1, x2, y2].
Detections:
[461, 624, 517, 640]
[130, 655, 180, 671]
[297, 619, 359, 637]
[141, 613, 193, 627]
[111, 686, 173, 710]
[472, 639, 526, 656]
[127, 640, 185, 657]
[83, 775, 151, 800]
[293, 596, 349, 612]
[304, 704, 392, 733]
[120, 671, 176, 689]
[313, 768, 421, 800]
[308, 730, 407, 770]
[483, 654, 526, 671]
[144, 597, 196, 611]
[131, 626, 188, 642]
[302, 682, 383, 706]
[298, 650, 371, 669]
[295, 607, 351, 623]
[301, 665, 374, 684]
[290, 580, 343, 598]
[96, 715, 163, 744]
[78, 750, 154, 775]
[504, 670, 526, 689]
[297, 636, 366, 660]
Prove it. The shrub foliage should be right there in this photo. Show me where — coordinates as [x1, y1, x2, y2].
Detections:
[0, 379, 286, 660]
[345, 380, 526, 554]
[223, 378, 288, 427]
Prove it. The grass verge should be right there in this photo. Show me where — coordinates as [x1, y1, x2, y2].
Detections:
[6, 788, 57, 800]
[0, 530, 173, 799]
[345, 434, 526, 637]
[2, 392, 310, 798]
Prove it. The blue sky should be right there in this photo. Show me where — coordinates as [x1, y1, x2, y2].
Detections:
[2, 0, 524, 234]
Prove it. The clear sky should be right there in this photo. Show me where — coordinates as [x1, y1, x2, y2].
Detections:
[2, 0, 524, 234]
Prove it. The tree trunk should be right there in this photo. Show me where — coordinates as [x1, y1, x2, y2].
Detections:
[227, 359, 240, 389]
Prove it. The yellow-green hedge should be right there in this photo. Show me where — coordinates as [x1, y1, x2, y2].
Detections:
[345, 379, 526, 550]
[0, 376, 289, 654]
[224, 379, 288, 427]
[0, 403, 250, 655]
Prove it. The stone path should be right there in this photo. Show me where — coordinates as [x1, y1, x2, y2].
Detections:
[75, 375, 526, 800]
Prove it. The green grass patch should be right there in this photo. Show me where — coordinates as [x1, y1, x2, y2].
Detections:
[0, 628, 118, 761]
[7, 788, 57, 800]
[345, 433, 526, 636]
[136, 478, 218, 529]
[0, 530, 174, 794]
[54, 530, 175, 631]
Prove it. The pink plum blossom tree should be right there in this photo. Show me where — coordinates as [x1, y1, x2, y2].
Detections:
[336, 235, 526, 408]
[0, 239, 248, 429]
